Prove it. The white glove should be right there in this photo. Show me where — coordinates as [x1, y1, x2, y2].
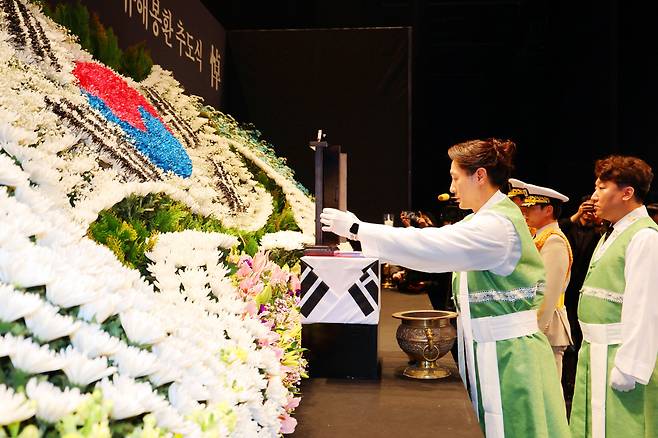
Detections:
[610, 366, 636, 392]
[320, 208, 360, 238]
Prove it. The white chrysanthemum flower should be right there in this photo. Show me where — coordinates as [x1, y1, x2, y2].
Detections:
[21, 159, 61, 186]
[112, 345, 160, 378]
[153, 272, 181, 294]
[259, 230, 313, 251]
[26, 378, 88, 423]
[70, 324, 121, 358]
[0, 384, 36, 426]
[178, 267, 208, 292]
[0, 333, 15, 357]
[0, 245, 54, 287]
[168, 382, 205, 415]
[61, 346, 117, 386]
[0, 194, 48, 238]
[148, 363, 181, 387]
[130, 290, 157, 312]
[147, 260, 176, 278]
[0, 153, 30, 187]
[96, 375, 147, 420]
[0, 284, 43, 322]
[78, 293, 124, 323]
[40, 133, 79, 154]
[24, 304, 80, 342]
[8, 337, 68, 374]
[119, 309, 167, 346]
[152, 405, 202, 437]
[12, 185, 54, 215]
[210, 276, 237, 300]
[152, 340, 197, 369]
[178, 375, 210, 402]
[46, 272, 99, 308]
[0, 120, 38, 145]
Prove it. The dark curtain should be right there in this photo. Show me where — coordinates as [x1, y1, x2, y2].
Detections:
[226, 27, 411, 222]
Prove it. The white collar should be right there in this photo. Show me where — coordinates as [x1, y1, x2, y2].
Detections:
[535, 221, 560, 236]
[594, 205, 649, 260]
[476, 190, 507, 214]
[610, 206, 649, 234]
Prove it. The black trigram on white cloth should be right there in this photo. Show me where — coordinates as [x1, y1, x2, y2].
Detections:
[347, 261, 379, 316]
[299, 260, 379, 318]
[299, 260, 330, 317]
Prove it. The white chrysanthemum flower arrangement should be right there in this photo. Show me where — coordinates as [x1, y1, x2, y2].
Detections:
[0, 1, 308, 435]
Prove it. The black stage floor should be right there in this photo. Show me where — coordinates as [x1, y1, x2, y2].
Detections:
[290, 288, 483, 437]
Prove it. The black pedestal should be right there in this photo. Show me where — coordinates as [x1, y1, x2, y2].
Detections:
[302, 323, 381, 379]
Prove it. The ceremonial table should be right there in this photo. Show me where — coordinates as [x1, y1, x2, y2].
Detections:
[300, 254, 381, 379]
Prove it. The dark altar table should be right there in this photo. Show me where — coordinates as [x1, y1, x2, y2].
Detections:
[290, 288, 483, 437]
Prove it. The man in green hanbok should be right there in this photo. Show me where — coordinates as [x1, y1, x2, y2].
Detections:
[570, 155, 658, 438]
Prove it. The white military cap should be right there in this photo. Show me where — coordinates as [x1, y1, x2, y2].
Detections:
[507, 178, 528, 199]
[521, 183, 569, 206]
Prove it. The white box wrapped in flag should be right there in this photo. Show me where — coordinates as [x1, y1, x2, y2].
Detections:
[300, 256, 380, 324]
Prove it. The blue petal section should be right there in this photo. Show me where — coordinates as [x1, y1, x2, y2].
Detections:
[84, 92, 193, 178]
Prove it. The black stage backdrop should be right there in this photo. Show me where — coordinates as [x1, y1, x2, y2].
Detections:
[207, 0, 658, 223]
[78, 0, 226, 108]
[225, 28, 411, 223]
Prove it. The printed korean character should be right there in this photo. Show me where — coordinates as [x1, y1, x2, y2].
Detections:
[184, 32, 195, 61]
[150, 0, 162, 37]
[176, 20, 186, 56]
[194, 39, 203, 72]
[135, 0, 149, 30]
[124, 0, 133, 18]
[161, 8, 173, 47]
[210, 44, 221, 90]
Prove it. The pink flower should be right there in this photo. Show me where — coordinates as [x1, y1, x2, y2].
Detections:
[258, 331, 280, 347]
[236, 263, 252, 278]
[272, 347, 284, 360]
[285, 396, 301, 411]
[289, 275, 301, 293]
[248, 282, 264, 296]
[239, 255, 253, 267]
[239, 276, 258, 292]
[279, 413, 298, 434]
[251, 251, 270, 276]
[270, 266, 290, 286]
[245, 300, 258, 316]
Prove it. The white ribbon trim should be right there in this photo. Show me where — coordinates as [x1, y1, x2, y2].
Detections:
[581, 286, 624, 304]
[471, 310, 539, 343]
[457, 272, 479, 421]
[469, 283, 544, 303]
[580, 321, 623, 438]
[478, 342, 505, 438]
[590, 343, 607, 438]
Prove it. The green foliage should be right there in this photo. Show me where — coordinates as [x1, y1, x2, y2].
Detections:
[267, 248, 304, 269]
[120, 42, 153, 82]
[90, 14, 122, 71]
[87, 193, 243, 275]
[87, 173, 305, 273]
[43, 1, 152, 81]
[49, 1, 92, 51]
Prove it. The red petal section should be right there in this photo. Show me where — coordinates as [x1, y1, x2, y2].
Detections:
[73, 61, 162, 131]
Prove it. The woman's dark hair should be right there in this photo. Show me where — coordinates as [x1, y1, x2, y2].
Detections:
[448, 138, 516, 188]
[594, 155, 653, 202]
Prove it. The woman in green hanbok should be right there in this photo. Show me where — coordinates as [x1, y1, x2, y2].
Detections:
[321, 138, 570, 437]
